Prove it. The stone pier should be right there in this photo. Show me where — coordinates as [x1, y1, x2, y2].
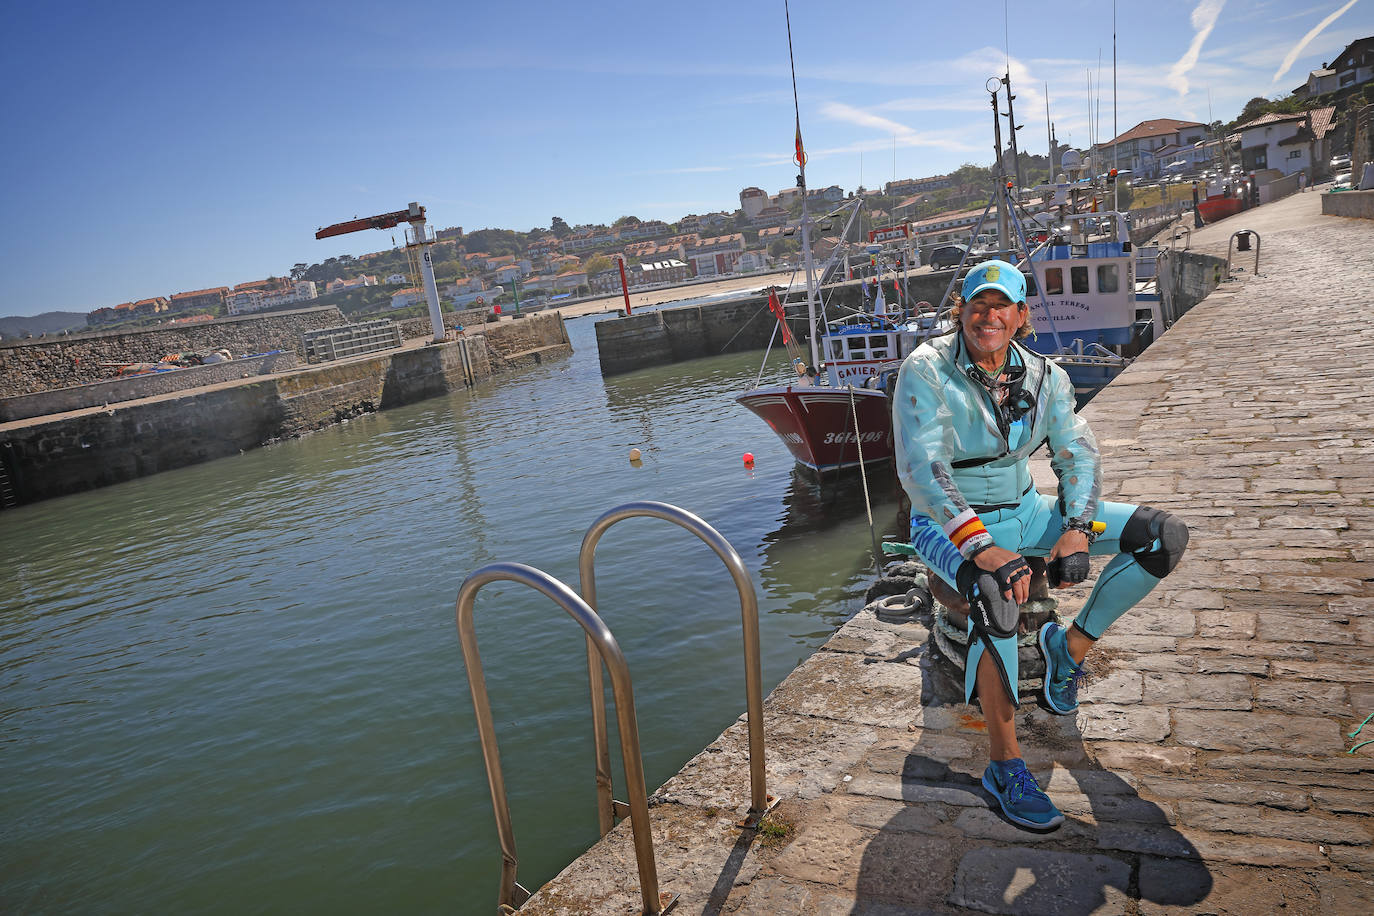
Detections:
[511, 187, 1374, 913]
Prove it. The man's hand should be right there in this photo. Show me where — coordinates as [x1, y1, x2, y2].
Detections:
[974, 545, 1031, 605]
[1047, 530, 1091, 588]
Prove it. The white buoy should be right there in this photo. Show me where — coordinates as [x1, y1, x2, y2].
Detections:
[629, 448, 642, 461]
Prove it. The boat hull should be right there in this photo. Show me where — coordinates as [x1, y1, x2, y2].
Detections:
[736, 384, 893, 472]
[1197, 196, 1243, 223]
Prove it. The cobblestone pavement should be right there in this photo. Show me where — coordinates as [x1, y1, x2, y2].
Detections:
[517, 190, 1374, 914]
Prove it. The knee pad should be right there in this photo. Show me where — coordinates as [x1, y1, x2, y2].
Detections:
[1120, 506, 1189, 578]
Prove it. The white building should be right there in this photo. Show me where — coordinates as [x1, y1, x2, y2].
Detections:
[1236, 107, 1337, 177]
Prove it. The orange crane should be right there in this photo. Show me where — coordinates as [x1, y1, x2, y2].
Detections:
[315, 206, 423, 240]
[315, 202, 445, 343]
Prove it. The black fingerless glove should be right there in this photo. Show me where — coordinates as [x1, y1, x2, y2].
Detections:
[1047, 551, 1090, 587]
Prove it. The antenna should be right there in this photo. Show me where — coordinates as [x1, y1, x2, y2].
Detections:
[1112, 0, 1119, 212]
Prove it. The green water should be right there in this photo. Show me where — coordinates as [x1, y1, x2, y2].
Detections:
[0, 314, 901, 913]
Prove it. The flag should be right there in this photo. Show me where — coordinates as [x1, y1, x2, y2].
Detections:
[768, 289, 793, 345]
[794, 119, 806, 167]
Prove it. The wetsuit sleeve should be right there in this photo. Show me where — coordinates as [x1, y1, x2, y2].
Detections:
[1042, 362, 1101, 525]
[893, 353, 994, 559]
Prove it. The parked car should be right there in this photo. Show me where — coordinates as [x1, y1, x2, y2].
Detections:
[1331, 154, 1352, 172]
[928, 245, 969, 270]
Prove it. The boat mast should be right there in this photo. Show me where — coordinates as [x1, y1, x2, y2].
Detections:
[786, 0, 820, 373]
[988, 78, 1010, 253]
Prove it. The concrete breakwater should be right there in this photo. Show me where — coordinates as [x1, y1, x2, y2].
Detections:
[595, 248, 1226, 376]
[0, 312, 570, 507]
[0, 306, 347, 399]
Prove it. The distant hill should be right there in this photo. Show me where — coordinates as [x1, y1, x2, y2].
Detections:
[0, 311, 89, 340]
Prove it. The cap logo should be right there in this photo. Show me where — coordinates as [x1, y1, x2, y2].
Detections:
[985, 265, 1000, 281]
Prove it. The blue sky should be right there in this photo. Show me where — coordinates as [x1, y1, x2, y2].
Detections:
[2, 0, 1370, 318]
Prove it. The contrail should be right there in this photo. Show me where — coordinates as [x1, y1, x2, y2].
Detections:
[1272, 0, 1362, 87]
[1166, 0, 1228, 96]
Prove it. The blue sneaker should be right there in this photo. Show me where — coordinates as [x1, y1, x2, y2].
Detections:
[1039, 621, 1087, 715]
[981, 758, 1064, 830]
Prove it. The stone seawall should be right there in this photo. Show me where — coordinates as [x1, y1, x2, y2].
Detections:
[0, 313, 570, 507]
[595, 273, 954, 375]
[1321, 188, 1374, 219]
[0, 350, 301, 422]
[0, 306, 345, 398]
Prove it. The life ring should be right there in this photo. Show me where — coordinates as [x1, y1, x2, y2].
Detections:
[475, 296, 485, 305]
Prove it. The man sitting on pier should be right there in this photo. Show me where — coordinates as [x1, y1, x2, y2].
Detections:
[892, 260, 1189, 830]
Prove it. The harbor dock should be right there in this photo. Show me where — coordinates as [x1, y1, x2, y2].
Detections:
[512, 187, 1374, 913]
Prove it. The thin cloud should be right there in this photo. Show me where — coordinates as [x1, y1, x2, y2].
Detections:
[820, 101, 918, 137]
[1271, 0, 1361, 86]
[1166, 0, 1228, 96]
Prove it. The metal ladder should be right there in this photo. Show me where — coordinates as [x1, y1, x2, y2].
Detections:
[0, 444, 17, 509]
[456, 501, 773, 915]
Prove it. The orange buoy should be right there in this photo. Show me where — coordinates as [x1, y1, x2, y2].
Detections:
[742, 452, 755, 466]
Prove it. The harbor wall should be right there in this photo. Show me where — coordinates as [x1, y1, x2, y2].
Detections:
[1158, 250, 1228, 321]
[1321, 188, 1374, 219]
[0, 306, 345, 398]
[0, 350, 301, 422]
[0, 313, 570, 507]
[595, 273, 954, 375]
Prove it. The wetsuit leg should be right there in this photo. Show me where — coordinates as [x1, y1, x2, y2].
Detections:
[1025, 499, 1183, 640]
[909, 512, 1023, 706]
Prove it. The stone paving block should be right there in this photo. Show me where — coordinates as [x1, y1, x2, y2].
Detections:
[951, 807, 1094, 843]
[765, 651, 924, 726]
[1194, 610, 1256, 638]
[1161, 589, 1224, 610]
[1078, 703, 1171, 742]
[1139, 776, 1309, 811]
[1311, 787, 1372, 816]
[948, 847, 1130, 916]
[1141, 672, 1252, 710]
[1256, 612, 1362, 645]
[1195, 654, 1269, 675]
[1270, 659, 1374, 682]
[842, 773, 987, 808]
[1086, 741, 1195, 773]
[1253, 680, 1352, 717]
[1127, 653, 1199, 673]
[1178, 799, 1373, 845]
[1137, 860, 1318, 916]
[1204, 752, 1374, 776]
[1261, 575, 1365, 595]
[838, 796, 949, 834]
[1173, 709, 1343, 753]
[1330, 845, 1374, 875]
[1043, 766, 1138, 796]
[1101, 635, 1178, 653]
[1177, 637, 1315, 658]
[1096, 823, 1326, 867]
[1055, 788, 1176, 826]
[1079, 670, 1143, 705]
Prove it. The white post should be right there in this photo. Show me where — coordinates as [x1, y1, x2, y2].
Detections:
[409, 202, 445, 343]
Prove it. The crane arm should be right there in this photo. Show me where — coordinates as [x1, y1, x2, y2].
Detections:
[315, 206, 425, 240]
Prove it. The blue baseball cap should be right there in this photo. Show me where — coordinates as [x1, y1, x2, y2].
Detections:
[961, 259, 1026, 304]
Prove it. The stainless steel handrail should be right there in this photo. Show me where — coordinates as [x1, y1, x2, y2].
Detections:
[456, 562, 667, 915]
[1226, 230, 1262, 279]
[578, 501, 773, 833]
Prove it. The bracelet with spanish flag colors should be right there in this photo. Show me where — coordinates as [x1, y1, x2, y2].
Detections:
[943, 508, 993, 558]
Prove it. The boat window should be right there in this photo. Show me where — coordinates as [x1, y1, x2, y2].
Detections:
[830, 339, 845, 360]
[1071, 266, 1090, 294]
[1024, 272, 1037, 296]
[1097, 264, 1119, 293]
[868, 335, 888, 350]
[1044, 268, 1064, 295]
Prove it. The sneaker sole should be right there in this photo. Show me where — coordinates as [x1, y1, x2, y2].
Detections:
[1038, 622, 1079, 716]
[980, 772, 1066, 830]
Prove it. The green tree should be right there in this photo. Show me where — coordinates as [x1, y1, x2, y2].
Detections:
[551, 216, 571, 238]
[583, 254, 613, 276]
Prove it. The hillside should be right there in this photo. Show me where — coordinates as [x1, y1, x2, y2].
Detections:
[0, 311, 89, 340]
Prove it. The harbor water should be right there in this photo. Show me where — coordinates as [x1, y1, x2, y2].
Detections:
[0, 313, 900, 914]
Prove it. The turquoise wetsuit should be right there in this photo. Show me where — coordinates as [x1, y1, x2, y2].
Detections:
[894, 332, 1169, 705]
